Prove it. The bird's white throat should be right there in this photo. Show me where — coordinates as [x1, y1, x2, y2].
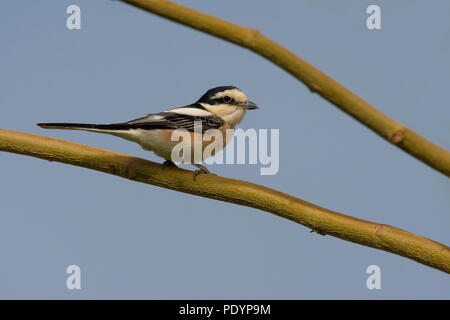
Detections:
[221, 107, 246, 127]
[200, 103, 247, 128]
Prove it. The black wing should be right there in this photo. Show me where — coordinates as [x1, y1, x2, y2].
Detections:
[125, 111, 224, 133]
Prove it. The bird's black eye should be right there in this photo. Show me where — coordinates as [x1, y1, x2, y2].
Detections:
[222, 96, 232, 103]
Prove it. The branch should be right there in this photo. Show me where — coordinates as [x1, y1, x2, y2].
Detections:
[1, 128, 449, 273]
[121, 0, 450, 177]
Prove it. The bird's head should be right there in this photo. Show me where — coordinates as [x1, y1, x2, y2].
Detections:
[196, 86, 258, 126]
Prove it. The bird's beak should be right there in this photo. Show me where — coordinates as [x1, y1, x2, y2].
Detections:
[238, 100, 259, 110]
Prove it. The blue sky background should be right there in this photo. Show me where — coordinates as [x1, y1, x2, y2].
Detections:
[0, 0, 449, 299]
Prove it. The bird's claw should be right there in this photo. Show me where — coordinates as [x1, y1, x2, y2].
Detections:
[162, 160, 177, 168]
[192, 164, 215, 180]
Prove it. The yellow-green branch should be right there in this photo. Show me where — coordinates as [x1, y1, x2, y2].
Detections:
[121, 0, 450, 177]
[1, 128, 449, 273]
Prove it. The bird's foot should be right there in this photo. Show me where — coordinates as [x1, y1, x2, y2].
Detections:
[162, 160, 177, 168]
[192, 164, 214, 180]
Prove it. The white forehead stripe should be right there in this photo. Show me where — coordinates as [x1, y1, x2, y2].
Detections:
[211, 89, 247, 101]
[169, 107, 213, 116]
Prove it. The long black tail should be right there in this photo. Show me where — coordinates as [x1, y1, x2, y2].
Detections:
[37, 123, 128, 131]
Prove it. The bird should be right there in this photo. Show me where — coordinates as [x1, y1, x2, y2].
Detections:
[37, 86, 258, 177]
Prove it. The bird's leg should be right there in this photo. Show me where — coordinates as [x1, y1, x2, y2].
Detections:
[192, 163, 213, 180]
[162, 160, 177, 168]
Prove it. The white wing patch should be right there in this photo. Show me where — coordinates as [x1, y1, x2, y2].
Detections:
[168, 107, 213, 117]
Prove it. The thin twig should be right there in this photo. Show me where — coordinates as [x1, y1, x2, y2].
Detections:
[1, 129, 449, 273]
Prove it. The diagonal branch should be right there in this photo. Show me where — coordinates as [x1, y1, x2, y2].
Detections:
[121, 0, 450, 177]
[1, 128, 449, 273]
